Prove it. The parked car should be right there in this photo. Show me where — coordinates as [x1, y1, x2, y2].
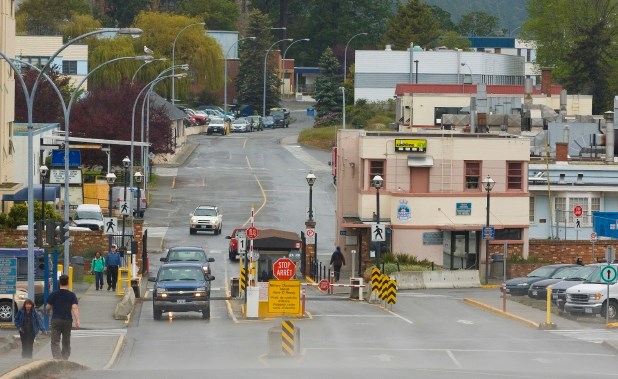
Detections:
[527, 265, 589, 299]
[206, 117, 226, 136]
[198, 105, 235, 120]
[551, 264, 604, 310]
[262, 116, 275, 129]
[231, 118, 251, 133]
[0, 288, 28, 322]
[185, 109, 208, 125]
[149, 262, 214, 320]
[71, 204, 104, 231]
[189, 205, 222, 235]
[226, 228, 246, 261]
[160, 246, 215, 275]
[564, 264, 618, 319]
[246, 115, 263, 131]
[200, 107, 234, 122]
[503, 264, 580, 296]
[270, 108, 289, 128]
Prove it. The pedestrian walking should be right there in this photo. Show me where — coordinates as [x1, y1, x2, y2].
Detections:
[106, 244, 121, 291]
[330, 246, 346, 282]
[14, 299, 47, 358]
[91, 252, 106, 290]
[46, 274, 79, 360]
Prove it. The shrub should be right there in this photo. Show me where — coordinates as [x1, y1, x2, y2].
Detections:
[313, 112, 341, 128]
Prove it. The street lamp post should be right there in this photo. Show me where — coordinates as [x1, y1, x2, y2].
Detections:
[339, 87, 346, 129]
[132, 57, 167, 83]
[263, 38, 293, 117]
[134, 171, 143, 217]
[224, 36, 256, 117]
[39, 165, 48, 247]
[482, 175, 496, 284]
[372, 175, 383, 268]
[414, 60, 419, 84]
[121, 157, 130, 254]
[171, 22, 205, 105]
[306, 171, 316, 221]
[344, 32, 368, 81]
[281, 38, 309, 98]
[305, 171, 317, 276]
[106, 172, 116, 251]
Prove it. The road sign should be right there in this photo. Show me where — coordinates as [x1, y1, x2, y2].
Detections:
[119, 201, 130, 216]
[574, 205, 583, 218]
[103, 217, 118, 235]
[237, 230, 247, 255]
[575, 218, 582, 229]
[268, 280, 301, 315]
[318, 279, 329, 291]
[482, 226, 495, 240]
[0, 258, 17, 295]
[305, 228, 315, 244]
[591, 232, 597, 240]
[246, 226, 259, 240]
[601, 265, 617, 283]
[273, 257, 296, 280]
[371, 223, 386, 242]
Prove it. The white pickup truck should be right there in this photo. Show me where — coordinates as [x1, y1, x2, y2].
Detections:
[564, 264, 618, 319]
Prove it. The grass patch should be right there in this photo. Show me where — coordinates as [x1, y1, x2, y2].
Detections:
[82, 274, 95, 284]
[298, 125, 337, 150]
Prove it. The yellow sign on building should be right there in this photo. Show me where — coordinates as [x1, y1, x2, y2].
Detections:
[395, 138, 427, 152]
[268, 280, 301, 315]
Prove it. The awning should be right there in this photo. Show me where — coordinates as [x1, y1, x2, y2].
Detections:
[407, 155, 433, 167]
[2, 184, 61, 202]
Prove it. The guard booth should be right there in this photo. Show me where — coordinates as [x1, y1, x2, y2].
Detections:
[253, 229, 302, 282]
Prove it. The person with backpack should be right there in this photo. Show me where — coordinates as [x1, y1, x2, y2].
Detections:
[330, 246, 346, 282]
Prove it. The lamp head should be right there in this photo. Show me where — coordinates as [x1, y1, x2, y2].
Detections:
[173, 73, 187, 78]
[247, 36, 257, 40]
[134, 171, 143, 183]
[118, 28, 143, 37]
[106, 172, 117, 185]
[39, 165, 48, 177]
[482, 175, 495, 192]
[461, 62, 466, 67]
[605, 111, 614, 121]
[306, 171, 316, 186]
[136, 55, 154, 62]
[372, 175, 383, 189]
[302, 38, 310, 42]
[122, 156, 131, 169]
[178, 64, 190, 71]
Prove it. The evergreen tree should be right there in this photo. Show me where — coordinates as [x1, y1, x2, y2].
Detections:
[16, 0, 90, 35]
[175, 0, 240, 30]
[314, 48, 341, 118]
[458, 11, 501, 36]
[383, 0, 440, 50]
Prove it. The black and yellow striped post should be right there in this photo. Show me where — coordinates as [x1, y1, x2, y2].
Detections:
[379, 274, 389, 302]
[281, 319, 296, 356]
[239, 266, 247, 292]
[386, 278, 397, 306]
[371, 267, 381, 292]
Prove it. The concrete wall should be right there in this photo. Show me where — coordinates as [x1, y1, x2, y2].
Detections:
[0, 0, 16, 186]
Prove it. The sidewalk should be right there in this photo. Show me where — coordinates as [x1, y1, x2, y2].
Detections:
[0, 281, 132, 378]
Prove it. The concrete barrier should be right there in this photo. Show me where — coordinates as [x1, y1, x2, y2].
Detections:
[113, 288, 135, 320]
[391, 270, 481, 290]
[2, 360, 87, 379]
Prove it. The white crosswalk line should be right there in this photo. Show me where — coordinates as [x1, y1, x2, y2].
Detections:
[71, 328, 127, 338]
[546, 329, 618, 343]
[283, 145, 330, 172]
[152, 167, 178, 177]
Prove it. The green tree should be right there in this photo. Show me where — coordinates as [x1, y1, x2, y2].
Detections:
[175, 0, 240, 30]
[4, 202, 60, 229]
[104, 0, 149, 27]
[16, 0, 90, 35]
[435, 31, 472, 50]
[314, 48, 341, 118]
[87, 36, 139, 89]
[236, 10, 280, 113]
[59, 13, 103, 41]
[430, 5, 457, 32]
[457, 11, 501, 36]
[523, 0, 618, 113]
[383, 0, 441, 50]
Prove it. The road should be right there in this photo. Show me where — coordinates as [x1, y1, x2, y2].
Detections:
[75, 103, 618, 378]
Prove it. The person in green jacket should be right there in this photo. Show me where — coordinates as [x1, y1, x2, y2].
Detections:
[91, 252, 106, 290]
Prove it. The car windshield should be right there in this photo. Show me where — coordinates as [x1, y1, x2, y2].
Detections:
[564, 265, 599, 281]
[168, 250, 207, 262]
[194, 208, 217, 216]
[526, 266, 558, 278]
[264, 116, 274, 122]
[550, 266, 583, 279]
[233, 119, 246, 125]
[158, 267, 204, 282]
[585, 266, 615, 283]
[75, 211, 103, 221]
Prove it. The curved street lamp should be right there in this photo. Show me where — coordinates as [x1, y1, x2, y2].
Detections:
[482, 175, 496, 284]
[281, 38, 309, 98]
[171, 22, 206, 105]
[263, 38, 293, 117]
[344, 32, 367, 81]
[225, 36, 256, 117]
[132, 57, 167, 83]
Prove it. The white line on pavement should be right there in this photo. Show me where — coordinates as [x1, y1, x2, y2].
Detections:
[388, 310, 414, 324]
[446, 350, 462, 368]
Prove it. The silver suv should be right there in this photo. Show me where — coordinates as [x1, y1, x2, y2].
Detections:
[189, 205, 222, 235]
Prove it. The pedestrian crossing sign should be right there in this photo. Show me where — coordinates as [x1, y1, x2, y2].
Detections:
[103, 217, 118, 235]
[371, 223, 386, 242]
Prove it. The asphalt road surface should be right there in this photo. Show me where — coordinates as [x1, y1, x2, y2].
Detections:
[75, 103, 618, 378]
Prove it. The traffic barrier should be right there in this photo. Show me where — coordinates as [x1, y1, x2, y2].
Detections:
[239, 267, 247, 292]
[379, 274, 388, 301]
[281, 320, 297, 356]
[386, 278, 397, 305]
[371, 267, 381, 292]
[391, 270, 481, 290]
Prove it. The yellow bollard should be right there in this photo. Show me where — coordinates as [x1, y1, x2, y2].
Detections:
[56, 265, 73, 291]
[540, 285, 556, 329]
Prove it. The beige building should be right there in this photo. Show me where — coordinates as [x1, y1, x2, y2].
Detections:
[335, 130, 530, 281]
[0, 0, 19, 208]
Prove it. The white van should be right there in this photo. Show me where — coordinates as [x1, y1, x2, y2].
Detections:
[111, 186, 147, 217]
[72, 204, 104, 231]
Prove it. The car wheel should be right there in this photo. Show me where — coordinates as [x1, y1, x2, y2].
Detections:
[602, 299, 618, 319]
[202, 304, 210, 319]
[153, 307, 162, 320]
[0, 300, 13, 322]
[190, 228, 196, 235]
[207, 131, 212, 135]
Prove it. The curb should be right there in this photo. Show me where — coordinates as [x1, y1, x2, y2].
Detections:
[480, 284, 501, 289]
[607, 322, 618, 329]
[463, 298, 540, 329]
[0, 360, 88, 379]
[602, 340, 618, 352]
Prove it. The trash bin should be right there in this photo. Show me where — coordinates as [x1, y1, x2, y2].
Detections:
[230, 278, 240, 298]
[71, 256, 84, 282]
[490, 254, 504, 279]
[306, 107, 315, 117]
[349, 277, 364, 300]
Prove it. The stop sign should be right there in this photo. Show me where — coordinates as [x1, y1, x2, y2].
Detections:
[273, 257, 296, 280]
[246, 226, 259, 239]
[318, 279, 329, 291]
[574, 205, 583, 218]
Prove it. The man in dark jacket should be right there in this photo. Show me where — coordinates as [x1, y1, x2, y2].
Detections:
[330, 247, 345, 282]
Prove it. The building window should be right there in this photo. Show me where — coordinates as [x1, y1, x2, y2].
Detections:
[464, 161, 481, 190]
[62, 61, 77, 75]
[569, 197, 588, 224]
[368, 160, 385, 187]
[507, 162, 523, 190]
[21, 56, 50, 68]
[555, 197, 566, 223]
[529, 196, 535, 223]
[494, 228, 522, 240]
